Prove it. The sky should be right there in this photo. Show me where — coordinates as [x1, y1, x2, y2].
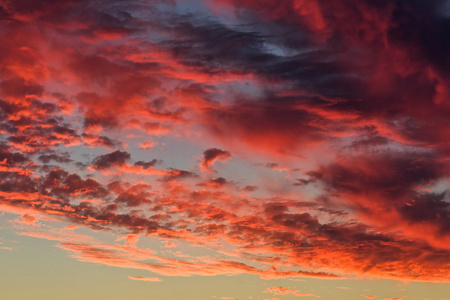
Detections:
[0, 0, 449, 299]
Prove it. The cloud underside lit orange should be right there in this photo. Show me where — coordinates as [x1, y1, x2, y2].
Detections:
[0, 0, 449, 285]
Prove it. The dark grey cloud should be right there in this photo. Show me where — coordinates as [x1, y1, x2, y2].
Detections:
[91, 150, 131, 170]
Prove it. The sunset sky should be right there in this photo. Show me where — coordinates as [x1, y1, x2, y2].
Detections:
[0, 0, 449, 299]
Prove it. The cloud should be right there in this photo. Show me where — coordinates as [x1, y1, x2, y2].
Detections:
[91, 150, 131, 170]
[134, 159, 161, 169]
[164, 241, 177, 248]
[55, 241, 338, 279]
[117, 234, 140, 247]
[160, 168, 198, 182]
[301, 151, 450, 251]
[3, 132, 449, 282]
[197, 177, 231, 189]
[43, 169, 109, 200]
[2, 163, 448, 282]
[128, 276, 161, 282]
[139, 141, 157, 150]
[38, 151, 72, 164]
[265, 286, 314, 297]
[19, 214, 37, 224]
[114, 184, 152, 207]
[65, 225, 78, 231]
[200, 148, 232, 172]
[81, 133, 122, 148]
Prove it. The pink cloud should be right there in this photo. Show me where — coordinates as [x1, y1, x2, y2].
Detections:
[139, 141, 158, 150]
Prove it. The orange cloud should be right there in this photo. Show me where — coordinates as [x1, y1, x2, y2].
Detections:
[265, 286, 315, 297]
[19, 214, 37, 224]
[128, 276, 161, 282]
[65, 225, 78, 231]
